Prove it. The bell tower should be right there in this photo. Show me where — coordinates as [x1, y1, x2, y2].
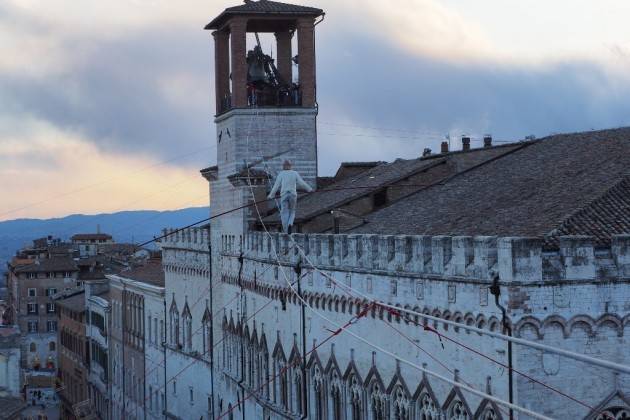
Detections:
[205, 0, 324, 244]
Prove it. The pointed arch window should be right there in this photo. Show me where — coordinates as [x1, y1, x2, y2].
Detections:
[392, 386, 410, 420]
[369, 381, 386, 420]
[312, 366, 325, 420]
[202, 308, 211, 357]
[169, 298, 179, 347]
[182, 303, 192, 352]
[446, 399, 469, 420]
[348, 374, 363, 420]
[294, 371, 303, 415]
[595, 408, 630, 420]
[417, 392, 439, 420]
[329, 371, 342, 420]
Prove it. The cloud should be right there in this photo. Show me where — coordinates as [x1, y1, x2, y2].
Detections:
[2, 0, 630, 219]
[0, 116, 209, 221]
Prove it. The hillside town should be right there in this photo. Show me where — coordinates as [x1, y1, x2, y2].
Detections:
[1, 1, 629, 420]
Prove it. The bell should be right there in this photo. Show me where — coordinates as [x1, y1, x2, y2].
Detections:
[247, 48, 268, 85]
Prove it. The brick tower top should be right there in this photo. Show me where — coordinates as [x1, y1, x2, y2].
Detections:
[205, 0, 324, 114]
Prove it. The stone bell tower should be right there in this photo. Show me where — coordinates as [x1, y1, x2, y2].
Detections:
[205, 0, 324, 247]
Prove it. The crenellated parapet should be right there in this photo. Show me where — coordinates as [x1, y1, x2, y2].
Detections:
[240, 232, 630, 283]
[160, 227, 210, 252]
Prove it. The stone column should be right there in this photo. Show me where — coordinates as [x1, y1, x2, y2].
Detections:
[213, 30, 230, 114]
[297, 18, 316, 107]
[230, 18, 248, 108]
[275, 31, 293, 85]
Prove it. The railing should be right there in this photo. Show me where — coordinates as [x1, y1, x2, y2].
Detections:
[218, 87, 303, 114]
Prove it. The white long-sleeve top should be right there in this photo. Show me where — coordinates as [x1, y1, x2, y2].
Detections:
[268, 170, 313, 197]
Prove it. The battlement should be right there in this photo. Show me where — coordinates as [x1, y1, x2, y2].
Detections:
[241, 232, 630, 282]
[160, 227, 209, 252]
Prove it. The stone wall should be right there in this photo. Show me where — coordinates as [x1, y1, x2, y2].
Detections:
[209, 231, 630, 419]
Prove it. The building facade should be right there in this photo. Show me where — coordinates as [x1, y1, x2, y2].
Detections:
[56, 289, 89, 419]
[85, 279, 111, 420]
[160, 227, 213, 420]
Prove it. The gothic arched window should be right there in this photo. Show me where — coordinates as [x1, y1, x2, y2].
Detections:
[312, 367, 325, 420]
[392, 386, 410, 420]
[596, 407, 630, 420]
[348, 374, 363, 420]
[294, 371, 303, 415]
[169, 298, 179, 346]
[202, 308, 211, 357]
[417, 392, 440, 420]
[446, 398, 469, 420]
[181, 303, 192, 351]
[369, 382, 387, 420]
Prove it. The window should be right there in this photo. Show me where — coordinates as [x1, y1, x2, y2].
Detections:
[159, 320, 164, 344]
[390, 279, 398, 296]
[189, 387, 194, 404]
[27, 273, 36, 279]
[149, 386, 153, 410]
[30, 342, 37, 352]
[27, 303, 38, 314]
[373, 189, 387, 208]
[46, 272, 52, 278]
[416, 280, 424, 299]
[173, 380, 177, 395]
[45, 288, 57, 297]
[153, 318, 158, 345]
[28, 288, 37, 297]
[47, 303, 56, 313]
[28, 321, 38, 333]
[47, 321, 58, 332]
[147, 315, 152, 343]
[49, 341, 56, 351]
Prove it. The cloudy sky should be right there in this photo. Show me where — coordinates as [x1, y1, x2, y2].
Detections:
[2, 0, 630, 221]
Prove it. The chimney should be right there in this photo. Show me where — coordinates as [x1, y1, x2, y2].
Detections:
[483, 135, 492, 148]
[422, 148, 432, 157]
[440, 141, 449, 154]
[461, 136, 471, 151]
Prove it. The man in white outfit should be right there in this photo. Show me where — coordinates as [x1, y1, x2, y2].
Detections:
[268, 160, 313, 233]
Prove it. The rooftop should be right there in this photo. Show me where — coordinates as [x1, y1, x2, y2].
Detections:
[205, 0, 324, 30]
[263, 142, 521, 225]
[55, 291, 86, 312]
[351, 127, 630, 247]
[13, 257, 78, 274]
[119, 259, 165, 287]
[71, 233, 113, 241]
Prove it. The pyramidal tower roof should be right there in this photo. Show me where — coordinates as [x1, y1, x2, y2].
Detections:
[205, 0, 324, 30]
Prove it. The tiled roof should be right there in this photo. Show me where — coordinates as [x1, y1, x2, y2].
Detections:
[263, 143, 521, 224]
[206, 0, 323, 30]
[55, 291, 86, 312]
[71, 233, 112, 241]
[14, 257, 78, 273]
[351, 127, 630, 247]
[120, 259, 165, 287]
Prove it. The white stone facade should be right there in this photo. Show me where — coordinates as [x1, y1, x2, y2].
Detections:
[144, 280, 165, 420]
[161, 227, 214, 420]
[204, 231, 630, 419]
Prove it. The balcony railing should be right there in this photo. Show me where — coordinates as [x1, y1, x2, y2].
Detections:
[219, 87, 303, 114]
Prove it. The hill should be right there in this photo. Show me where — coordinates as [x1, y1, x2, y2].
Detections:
[0, 207, 210, 277]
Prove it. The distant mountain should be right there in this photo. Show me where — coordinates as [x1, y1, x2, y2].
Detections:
[0, 206, 210, 276]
